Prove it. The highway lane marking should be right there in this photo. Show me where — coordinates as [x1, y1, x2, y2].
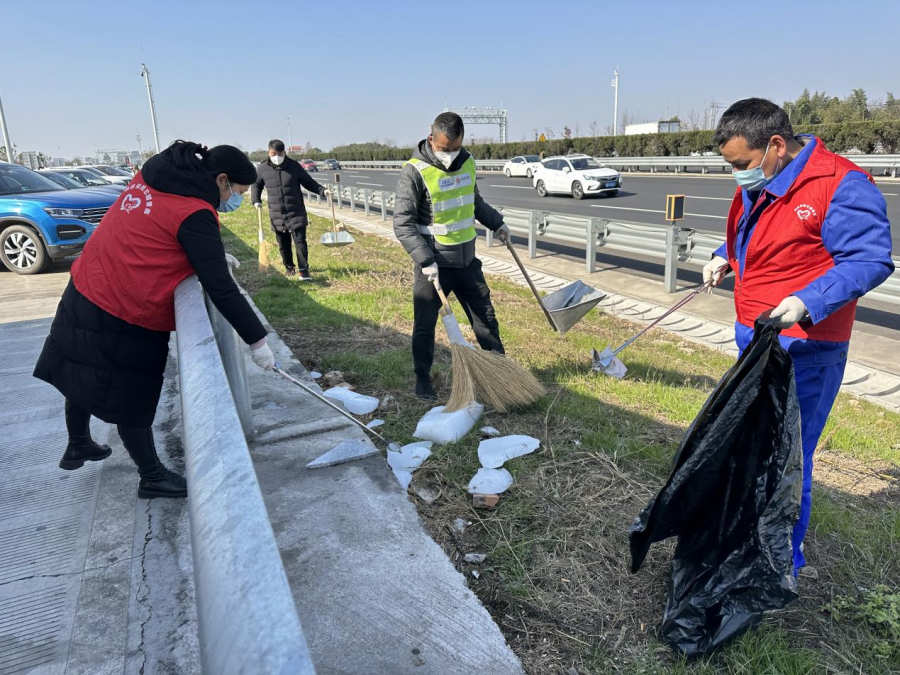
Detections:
[487, 185, 534, 189]
[685, 195, 732, 201]
[881, 192, 898, 196]
[357, 182, 383, 187]
[590, 205, 726, 219]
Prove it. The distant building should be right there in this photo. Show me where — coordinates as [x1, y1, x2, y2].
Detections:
[94, 148, 141, 165]
[20, 151, 40, 170]
[50, 157, 67, 167]
[624, 120, 681, 136]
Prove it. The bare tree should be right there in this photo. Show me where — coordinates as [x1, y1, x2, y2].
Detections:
[620, 109, 634, 132]
[563, 125, 572, 139]
[603, 125, 614, 136]
[533, 128, 539, 140]
[544, 126, 555, 139]
[682, 109, 704, 131]
[574, 122, 581, 138]
[383, 138, 397, 148]
[589, 121, 598, 137]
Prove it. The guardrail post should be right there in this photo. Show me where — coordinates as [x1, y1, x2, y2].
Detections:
[350, 188, 356, 213]
[204, 289, 254, 440]
[528, 210, 539, 259]
[363, 188, 370, 216]
[380, 191, 387, 221]
[664, 224, 678, 293]
[586, 217, 601, 274]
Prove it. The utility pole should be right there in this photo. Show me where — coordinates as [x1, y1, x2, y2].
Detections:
[287, 116, 294, 153]
[611, 68, 619, 136]
[0, 95, 13, 163]
[140, 64, 161, 154]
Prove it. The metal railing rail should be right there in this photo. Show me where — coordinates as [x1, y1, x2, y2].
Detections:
[325, 154, 900, 176]
[174, 275, 316, 675]
[305, 185, 900, 304]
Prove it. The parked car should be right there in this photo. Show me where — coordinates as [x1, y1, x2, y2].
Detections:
[532, 154, 622, 199]
[320, 159, 341, 170]
[39, 169, 126, 195]
[42, 167, 122, 191]
[0, 162, 117, 274]
[76, 165, 131, 185]
[300, 159, 318, 172]
[503, 155, 541, 178]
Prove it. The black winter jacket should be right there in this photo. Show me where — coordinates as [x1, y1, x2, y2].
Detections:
[251, 157, 326, 232]
[33, 151, 267, 427]
[393, 140, 504, 269]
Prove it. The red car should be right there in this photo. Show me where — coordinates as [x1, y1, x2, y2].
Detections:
[300, 159, 317, 172]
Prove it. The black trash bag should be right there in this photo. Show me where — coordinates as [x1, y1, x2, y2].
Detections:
[629, 315, 802, 656]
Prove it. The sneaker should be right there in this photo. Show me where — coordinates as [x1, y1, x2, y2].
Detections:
[415, 376, 437, 400]
[138, 464, 188, 499]
[59, 441, 113, 470]
[297, 270, 313, 282]
[285, 267, 297, 277]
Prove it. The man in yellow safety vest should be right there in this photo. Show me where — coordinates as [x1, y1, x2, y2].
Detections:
[394, 112, 511, 399]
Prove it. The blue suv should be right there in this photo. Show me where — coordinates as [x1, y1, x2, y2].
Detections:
[0, 162, 118, 274]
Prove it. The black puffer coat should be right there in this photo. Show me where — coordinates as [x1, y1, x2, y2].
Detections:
[251, 157, 326, 232]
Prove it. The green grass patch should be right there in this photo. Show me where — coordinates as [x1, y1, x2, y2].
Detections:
[220, 204, 900, 674]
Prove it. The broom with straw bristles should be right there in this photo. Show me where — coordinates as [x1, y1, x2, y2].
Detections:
[434, 280, 545, 413]
[257, 205, 273, 273]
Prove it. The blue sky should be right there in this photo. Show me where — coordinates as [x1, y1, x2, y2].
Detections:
[3, 0, 899, 158]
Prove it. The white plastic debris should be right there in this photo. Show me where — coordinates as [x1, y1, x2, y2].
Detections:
[464, 553, 487, 564]
[386, 441, 433, 490]
[322, 387, 379, 415]
[366, 419, 384, 429]
[413, 403, 483, 445]
[477, 435, 540, 469]
[453, 518, 470, 534]
[480, 426, 501, 438]
[471, 570, 481, 579]
[467, 468, 514, 495]
[309, 371, 322, 379]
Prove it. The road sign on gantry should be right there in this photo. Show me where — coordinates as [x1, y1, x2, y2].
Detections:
[665, 194, 685, 222]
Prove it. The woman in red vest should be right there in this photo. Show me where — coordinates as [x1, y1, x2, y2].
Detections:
[34, 141, 275, 499]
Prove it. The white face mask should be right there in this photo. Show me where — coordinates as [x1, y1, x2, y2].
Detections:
[433, 149, 460, 169]
[270, 154, 285, 166]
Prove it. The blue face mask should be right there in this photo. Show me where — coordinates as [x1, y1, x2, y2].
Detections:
[732, 142, 778, 192]
[217, 180, 244, 213]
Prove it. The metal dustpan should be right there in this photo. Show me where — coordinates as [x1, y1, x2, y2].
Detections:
[320, 187, 354, 248]
[504, 240, 605, 334]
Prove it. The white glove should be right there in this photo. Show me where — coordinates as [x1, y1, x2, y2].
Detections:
[702, 255, 729, 293]
[769, 296, 809, 328]
[421, 263, 439, 282]
[251, 341, 275, 371]
[224, 253, 240, 270]
[322, 189, 332, 199]
[496, 223, 511, 243]
[254, 202, 262, 210]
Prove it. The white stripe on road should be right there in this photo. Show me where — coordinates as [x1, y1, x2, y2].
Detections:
[590, 205, 726, 219]
[487, 185, 535, 189]
[357, 182, 383, 187]
[684, 195, 732, 201]
[881, 192, 898, 196]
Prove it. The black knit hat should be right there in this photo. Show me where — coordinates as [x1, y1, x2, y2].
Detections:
[205, 144, 258, 185]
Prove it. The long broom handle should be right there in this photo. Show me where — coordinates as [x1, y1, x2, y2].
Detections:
[273, 365, 392, 447]
[432, 279, 453, 317]
[257, 205, 264, 244]
[504, 238, 559, 332]
[329, 190, 340, 238]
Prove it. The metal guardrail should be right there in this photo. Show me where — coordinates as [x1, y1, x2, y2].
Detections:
[330, 154, 900, 176]
[306, 184, 900, 303]
[174, 276, 316, 675]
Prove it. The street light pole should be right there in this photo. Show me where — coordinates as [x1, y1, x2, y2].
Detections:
[287, 116, 293, 153]
[0, 95, 13, 163]
[140, 63, 161, 154]
[611, 68, 619, 137]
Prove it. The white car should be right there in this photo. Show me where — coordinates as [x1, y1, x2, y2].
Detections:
[532, 154, 621, 199]
[502, 155, 542, 179]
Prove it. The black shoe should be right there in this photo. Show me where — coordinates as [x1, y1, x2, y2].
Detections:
[415, 376, 437, 400]
[138, 464, 188, 499]
[285, 267, 297, 277]
[59, 442, 112, 470]
[297, 270, 312, 282]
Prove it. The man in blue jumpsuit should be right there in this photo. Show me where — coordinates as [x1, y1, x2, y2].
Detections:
[704, 98, 894, 575]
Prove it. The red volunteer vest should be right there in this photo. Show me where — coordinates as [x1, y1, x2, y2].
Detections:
[725, 139, 872, 342]
[71, 172, 218, 332]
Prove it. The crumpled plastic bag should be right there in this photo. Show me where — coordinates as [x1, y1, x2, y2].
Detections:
[629, 317, 802, 656]
[477, 435, 540, 469]
[413, 403, 483, 445]
[467, 468, 514, 495]
[322, 387, 379, 415]
[387, 441, 433, 490]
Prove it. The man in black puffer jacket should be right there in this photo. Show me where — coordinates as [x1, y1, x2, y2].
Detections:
[251, 139, 329, 280]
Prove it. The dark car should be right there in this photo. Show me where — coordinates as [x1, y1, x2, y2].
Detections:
[320, 159, 341, 171]
[39, 169, 126, 195]
[42, 168, 124, 191]
[300, 159, 318, 172]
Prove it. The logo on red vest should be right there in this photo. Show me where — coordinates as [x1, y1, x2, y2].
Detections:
[794, 204, 817, 221]
[120, 183, 154, 215]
